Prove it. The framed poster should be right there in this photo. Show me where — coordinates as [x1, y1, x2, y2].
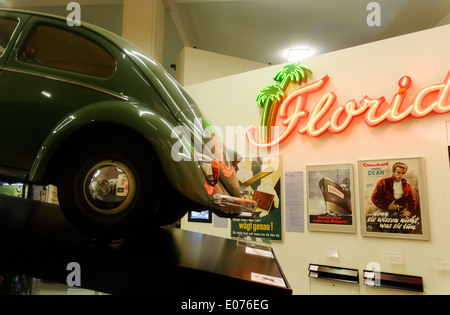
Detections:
[306, 164, 356, 233]
[231, 155, 282, 241]
[358, 157, 430, 240]
[188, 210, 212, 223]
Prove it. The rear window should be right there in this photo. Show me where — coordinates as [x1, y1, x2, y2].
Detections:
[19, 25, 116, 78]
[0, 17, 19, 57]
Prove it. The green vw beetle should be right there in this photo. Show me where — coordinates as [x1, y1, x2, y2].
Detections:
[0, 9, 256, 238]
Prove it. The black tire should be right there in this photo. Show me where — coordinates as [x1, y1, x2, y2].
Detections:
[58, 135, 161, 239]
[154, 186, 205, 226]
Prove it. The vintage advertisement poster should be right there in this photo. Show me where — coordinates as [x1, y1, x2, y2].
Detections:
[306, 164, 356, 233]
[231, 156, 282, 241]
[358, 157, 430, 240]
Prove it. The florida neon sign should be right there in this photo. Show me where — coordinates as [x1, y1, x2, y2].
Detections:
[247, 65, 450, 148]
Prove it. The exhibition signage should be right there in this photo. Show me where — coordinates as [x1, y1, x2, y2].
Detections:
[247, 64, 450, 147]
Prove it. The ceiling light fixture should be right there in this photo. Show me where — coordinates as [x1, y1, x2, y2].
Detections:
[287, 48, 313, 61]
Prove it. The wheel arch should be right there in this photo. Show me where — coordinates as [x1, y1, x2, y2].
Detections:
[38, 122, 158, 184]
[29, 101, 211, 206]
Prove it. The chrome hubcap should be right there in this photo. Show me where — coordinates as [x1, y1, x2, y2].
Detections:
[83, 160, 136, 215]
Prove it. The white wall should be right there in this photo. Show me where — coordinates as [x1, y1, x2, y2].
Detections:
[181, 24, 450, 295]
[176, 46, 268, 86]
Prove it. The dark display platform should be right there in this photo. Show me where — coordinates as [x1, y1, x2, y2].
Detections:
[0, 195, 291, 295]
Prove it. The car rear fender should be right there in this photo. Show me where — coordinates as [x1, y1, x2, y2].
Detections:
[29, 100, 212, 204]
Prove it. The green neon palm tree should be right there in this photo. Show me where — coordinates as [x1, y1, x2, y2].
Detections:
[273, 62, 311, 90]
[256, 84, 284, 143]
[267, 63, 312, 136]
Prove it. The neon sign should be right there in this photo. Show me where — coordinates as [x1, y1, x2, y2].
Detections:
[247, 64, 450, 148]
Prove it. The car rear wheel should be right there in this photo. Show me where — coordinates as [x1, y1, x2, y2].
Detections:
[58, 135, 161, 239]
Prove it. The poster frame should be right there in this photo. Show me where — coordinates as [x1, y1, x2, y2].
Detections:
[306, 163, 356, 233]
[358, 157, 430, 240]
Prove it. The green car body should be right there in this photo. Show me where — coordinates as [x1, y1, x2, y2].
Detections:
[0, 9, 256, 238]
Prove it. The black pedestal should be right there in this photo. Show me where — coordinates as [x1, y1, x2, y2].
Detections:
[0, 195, 291, 295]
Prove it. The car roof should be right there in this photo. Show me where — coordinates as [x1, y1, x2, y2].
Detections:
[0, 8, 191, 113]
[1, 8, 69, 21]
[0, 8, 166, 77]
[0, 8, 124, 43]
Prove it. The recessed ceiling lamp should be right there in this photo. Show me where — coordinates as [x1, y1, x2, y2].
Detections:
[287, 48, 313, 61]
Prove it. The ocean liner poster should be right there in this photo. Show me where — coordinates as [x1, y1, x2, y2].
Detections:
[358, 157, 430, 240]
[306, 164, 356, 233]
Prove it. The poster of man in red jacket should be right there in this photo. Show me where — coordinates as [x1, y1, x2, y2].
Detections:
[358, 158, 429, 239]
[371, 162, 417, 217]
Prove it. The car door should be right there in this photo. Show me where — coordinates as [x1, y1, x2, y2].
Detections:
[0, 11, 30, 179]
[0, 15, 118, 175]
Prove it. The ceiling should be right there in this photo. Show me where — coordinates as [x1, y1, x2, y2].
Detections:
[168, 0, 450, 65]
[3, 0, 450, 67]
